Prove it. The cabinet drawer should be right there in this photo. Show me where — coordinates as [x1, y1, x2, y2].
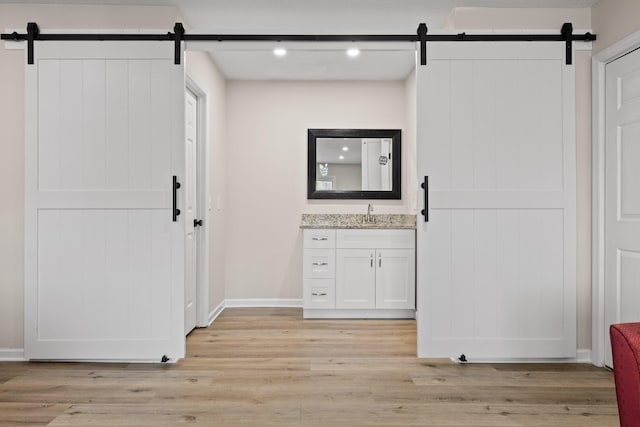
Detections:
[336, 229, 415, 249]
[303, 249, 335, 279]
[303, 230, 336, 249]
[303, 279, 335, 309]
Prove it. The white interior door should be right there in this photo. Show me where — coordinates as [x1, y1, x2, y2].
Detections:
[380, 138, 392, 191]
[416, 42, 576, 359]
[184, 89, 198, 335]
[361, 139, 382, 190]
[604, 47, 640, 367]
[25, 40, 185, 361]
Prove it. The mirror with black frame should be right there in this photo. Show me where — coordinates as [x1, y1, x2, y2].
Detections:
[307, 129, 401, 199]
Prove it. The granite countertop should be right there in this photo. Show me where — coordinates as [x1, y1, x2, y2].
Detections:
[300, 214, 416, 229]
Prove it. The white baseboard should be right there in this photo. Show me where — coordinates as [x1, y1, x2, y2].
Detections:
[224, 298, 303, 308]
[576, 348, 592, 364]
[207, 300, 226, 326]
[0, 348, 25, 361]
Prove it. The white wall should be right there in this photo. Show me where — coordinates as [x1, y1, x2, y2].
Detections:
[184, 51, 228, 315]
[0, 4, 179, 351]
[444, 7, 591, 30]
[404, 68, 417, 216]
[592, 0, 640, 54]
[574, 50, 593, 353]
[173, 0, 450, 33]
[224, 80, 410, 300]
[445, 6, 593, 351]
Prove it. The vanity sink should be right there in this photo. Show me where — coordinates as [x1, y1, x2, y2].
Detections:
[300, 213, 416, 229]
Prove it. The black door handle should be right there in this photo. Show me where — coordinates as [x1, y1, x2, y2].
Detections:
[172, 175, 181, 222]
[420, 176, 429, 222]
[194, 219, 203, 227]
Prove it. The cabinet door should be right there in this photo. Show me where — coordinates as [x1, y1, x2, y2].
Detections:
[336, 249, 375, 309]
[376, 249, 415, 309]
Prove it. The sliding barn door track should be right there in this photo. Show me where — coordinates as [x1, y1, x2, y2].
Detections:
[2, 22, 595, 66]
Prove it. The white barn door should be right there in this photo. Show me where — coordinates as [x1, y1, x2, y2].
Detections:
[416, 42, 576, 359]
[25, 41, 185, 361]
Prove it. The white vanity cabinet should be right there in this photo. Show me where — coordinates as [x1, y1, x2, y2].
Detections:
[303, 228, 415, 318]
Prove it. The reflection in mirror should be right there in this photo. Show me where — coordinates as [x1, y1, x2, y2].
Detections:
[308, 129, 401, 200]
[316, 138, 392, 191]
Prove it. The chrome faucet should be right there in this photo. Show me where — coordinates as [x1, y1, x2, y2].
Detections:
[365, 203, 374, 224]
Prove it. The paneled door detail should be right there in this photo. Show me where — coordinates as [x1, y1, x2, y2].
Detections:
[604, 47, 640, 367]
[416, 42, 576, 359]
[25, 41, 185, 360]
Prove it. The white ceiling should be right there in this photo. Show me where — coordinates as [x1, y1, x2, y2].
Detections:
[317, 138, 363, 164]
[200, 44, 416, 81]
[2, 0, 600, 80]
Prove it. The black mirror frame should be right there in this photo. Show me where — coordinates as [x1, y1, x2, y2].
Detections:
[307, 128, 401, 200]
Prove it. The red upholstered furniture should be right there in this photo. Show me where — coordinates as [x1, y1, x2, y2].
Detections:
[610, 323, 640, 427]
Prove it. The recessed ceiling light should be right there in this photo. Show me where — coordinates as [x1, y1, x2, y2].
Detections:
[339, 155, 345, 160]
[342, 147, 349, 151]
[347, 48, 360, 57]
[274, 48, 287, 57]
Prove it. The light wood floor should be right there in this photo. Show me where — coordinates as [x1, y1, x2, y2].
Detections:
[0, 308, 619, 426]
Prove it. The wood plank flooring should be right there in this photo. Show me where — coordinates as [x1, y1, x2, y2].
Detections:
[0, 308, 619, 426]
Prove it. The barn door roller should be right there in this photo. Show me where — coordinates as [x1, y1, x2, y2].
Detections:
[562, 22, 574, 65]
[173, 22, 185, 64]
[417, 23, 428, 66]
[26, 22, 38, 65]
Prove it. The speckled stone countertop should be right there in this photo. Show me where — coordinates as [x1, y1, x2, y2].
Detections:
[300, 214, 416, 229]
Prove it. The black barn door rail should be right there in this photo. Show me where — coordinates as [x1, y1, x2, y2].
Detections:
[2, 22, 596, 65]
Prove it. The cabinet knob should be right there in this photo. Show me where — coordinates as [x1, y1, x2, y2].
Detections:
[312, 262, 328, 266]
[311, 292, 328, 297]
[312, 237, 328, 241]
